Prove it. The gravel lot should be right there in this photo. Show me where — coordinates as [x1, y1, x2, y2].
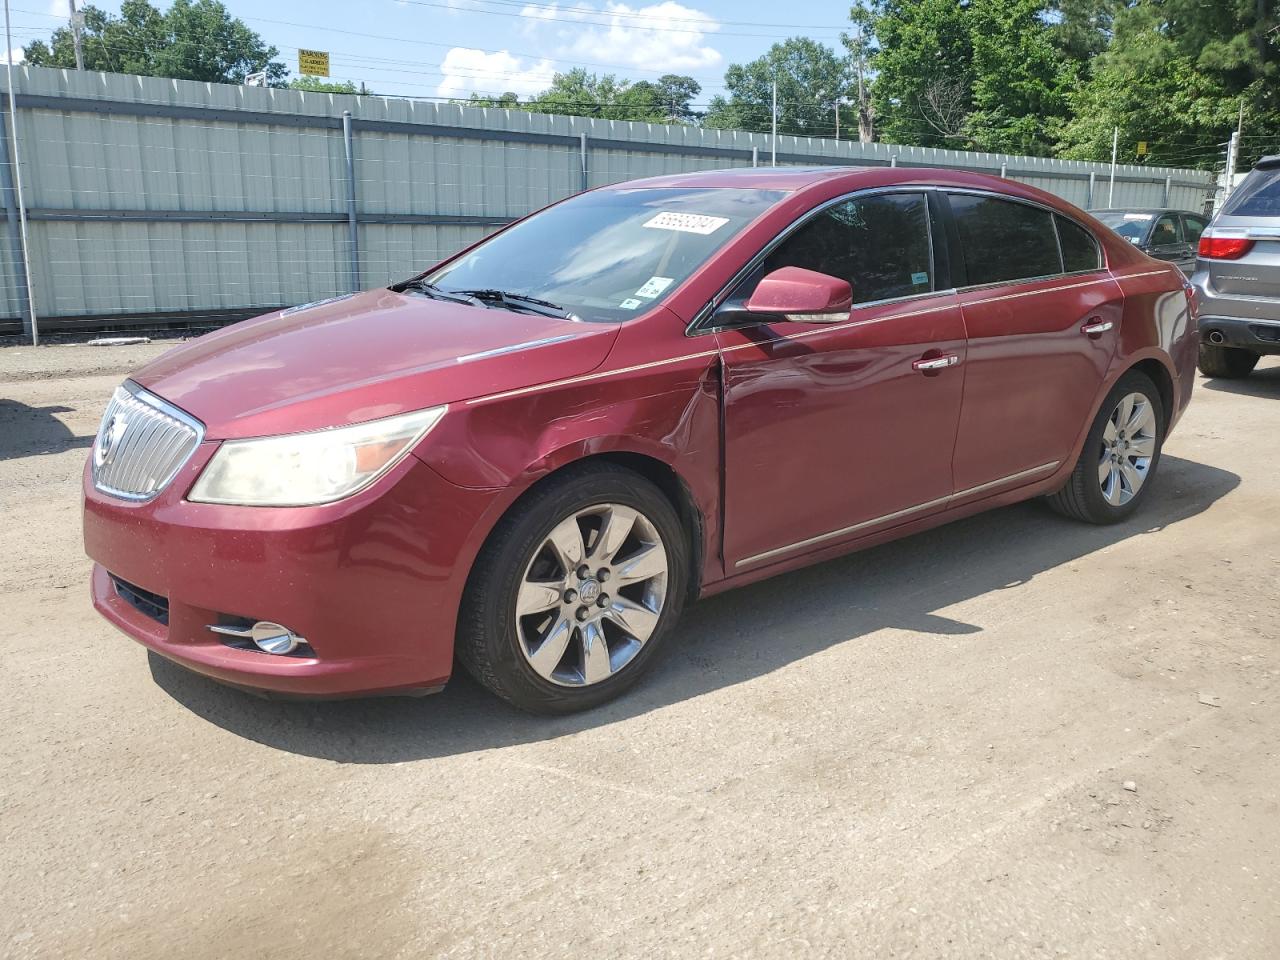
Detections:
[3, 342, 1279, 959]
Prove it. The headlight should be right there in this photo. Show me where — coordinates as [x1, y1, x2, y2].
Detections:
[188, 406, 446, 506]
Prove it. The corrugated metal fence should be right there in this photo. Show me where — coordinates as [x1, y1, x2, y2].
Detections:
[0, 66, 1215, 338]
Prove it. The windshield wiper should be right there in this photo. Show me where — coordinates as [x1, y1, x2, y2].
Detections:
[451, 289, 575, 320]
[396, 279, 484, 306]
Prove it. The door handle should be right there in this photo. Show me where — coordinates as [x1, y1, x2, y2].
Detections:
[1081, 319, 1113, 337]
[912, 354, 960, 372]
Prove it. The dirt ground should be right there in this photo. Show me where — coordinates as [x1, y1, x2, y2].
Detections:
[2, 341, 1278, 959]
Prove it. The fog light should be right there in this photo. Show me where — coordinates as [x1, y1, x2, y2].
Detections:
[208, 620, 306, 655]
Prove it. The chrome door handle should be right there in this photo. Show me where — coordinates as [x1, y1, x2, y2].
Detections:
[912, 355, 960, 372]
[1081, 319, 1114, 335]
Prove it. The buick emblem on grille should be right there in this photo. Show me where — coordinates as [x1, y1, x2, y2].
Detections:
[94, 413, 128, 468]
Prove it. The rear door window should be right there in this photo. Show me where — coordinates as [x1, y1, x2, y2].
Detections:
[1221, 166, 1280, 217]
[757, 192, 933, 305]
[947, 193, 1061, 285]
[1182, 214, 1208, 244]
[1055, 215, 1102, 272]
[1150, 215, 1182, 247]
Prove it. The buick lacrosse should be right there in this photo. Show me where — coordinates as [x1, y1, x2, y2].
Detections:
[84, 167, 1198, 713]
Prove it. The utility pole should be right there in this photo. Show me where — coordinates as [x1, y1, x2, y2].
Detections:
[1107, 126, 1118, 207]
[68, 0, 85, 71]
[771, 75, 777, 167]
[834, 103, 839, 142]
[1224, 129, 1241, 202]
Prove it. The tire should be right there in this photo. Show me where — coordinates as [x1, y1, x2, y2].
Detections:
[1047, 370, 1165, 525]
[1198, 343, 1259, 379]
[456, 462, 689, 714]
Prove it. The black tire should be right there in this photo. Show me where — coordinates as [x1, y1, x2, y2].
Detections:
[1198, 343, 1259, 379]
[456, 462, 689, 714]
[1047, 370, 1165, 525]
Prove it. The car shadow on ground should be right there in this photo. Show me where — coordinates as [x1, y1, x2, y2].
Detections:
[0, 399, 92, 461]
[1200, 363, 1280, 399]
[150, 454, 1240, 763]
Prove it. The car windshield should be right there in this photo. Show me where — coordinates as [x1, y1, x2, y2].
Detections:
[1221, 165, 1280, 217]
[425, 186, 787, 322]
[1093, 211, 1153, 243]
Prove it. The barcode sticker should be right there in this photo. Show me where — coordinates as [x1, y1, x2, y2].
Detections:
[643, 211, 730, 235]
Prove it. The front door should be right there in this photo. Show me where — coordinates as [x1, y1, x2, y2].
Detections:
[715, 191, 968, 571]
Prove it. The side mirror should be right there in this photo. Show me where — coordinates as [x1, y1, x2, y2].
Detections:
[744, 266, 853, 323]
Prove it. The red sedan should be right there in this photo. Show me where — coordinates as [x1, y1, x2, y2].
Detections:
[83, 167, 1198, 713]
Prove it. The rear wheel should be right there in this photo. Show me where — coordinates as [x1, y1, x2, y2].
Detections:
[457, 463, 689, 714]
[1047, 370, 1164, 525]
[1198, 343, 1259, 379]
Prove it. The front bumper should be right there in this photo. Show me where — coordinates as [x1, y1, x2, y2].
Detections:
[83, 446, 499, 697]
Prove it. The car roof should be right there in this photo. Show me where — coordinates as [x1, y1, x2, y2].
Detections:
[1089, 207, 1202, 217]
[599, 164, 1051, 196]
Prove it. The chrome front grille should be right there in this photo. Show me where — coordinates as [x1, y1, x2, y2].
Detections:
[92, 382, 204, 501]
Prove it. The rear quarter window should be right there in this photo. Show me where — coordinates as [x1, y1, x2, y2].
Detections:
[1221, 167, 1280, 217]
[948, 193, 1061, 285]
[1056, 215, 1102, 272]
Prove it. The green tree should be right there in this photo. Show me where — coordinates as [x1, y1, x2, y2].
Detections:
[289, 77, 372, 95]
[966, 0, 1076, 154]
[840, 2, 876, 141]
[703, 38, 851, 137]
[866, 0, 974, 148]
[479, 69, 701, 123]
[1058, 0, 1280, 168]
[23, 0, 286, 85]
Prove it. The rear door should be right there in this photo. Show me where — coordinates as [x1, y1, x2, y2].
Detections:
[943, 192, 1123, 499]
[715, 190, 967, 571]
[1148, 213, 1193, 272]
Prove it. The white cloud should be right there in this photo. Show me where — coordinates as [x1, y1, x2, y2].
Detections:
[48, 0, 69, 18]
[435, 47, 557, 99]
[520, 1, 722, 73]
[3, 47, 25, 65]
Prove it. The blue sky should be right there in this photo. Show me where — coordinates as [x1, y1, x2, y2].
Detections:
[8, 1, 855, 104]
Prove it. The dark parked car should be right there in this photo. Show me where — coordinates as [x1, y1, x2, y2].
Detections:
[84, 167, 1198, 713]
[1091, 208, 1209, 274]
[1192, 156, 1280, 378]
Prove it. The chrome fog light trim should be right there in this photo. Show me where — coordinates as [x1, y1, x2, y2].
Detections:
[208, 621, 306, 655]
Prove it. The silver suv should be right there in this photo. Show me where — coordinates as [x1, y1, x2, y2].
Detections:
[1193, 156, 1280, 378]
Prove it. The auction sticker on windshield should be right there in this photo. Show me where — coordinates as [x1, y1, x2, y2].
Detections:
[634, 277, 674, 299]
[643, 211, 730, 235]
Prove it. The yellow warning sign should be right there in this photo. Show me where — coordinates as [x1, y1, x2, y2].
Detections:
[1136, 141, 1148, 156]
[298, 49, 330, 77]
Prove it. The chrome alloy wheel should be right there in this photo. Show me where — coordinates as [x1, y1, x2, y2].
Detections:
[515, 503, 669, 687]
[1098, 391, 1158, 507]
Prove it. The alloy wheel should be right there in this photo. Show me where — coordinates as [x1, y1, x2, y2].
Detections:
[1097, 391, 1158, 507]
[515, 503, 668, 687]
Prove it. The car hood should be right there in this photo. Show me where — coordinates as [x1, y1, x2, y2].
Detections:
[132, 290, 620, 440]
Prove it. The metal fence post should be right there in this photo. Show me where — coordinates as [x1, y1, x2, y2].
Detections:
[341, 110, 359, 294]
[751, 145, 758, 168]
[1163, 176, 1172, 206]
[580, 133, 588, 192]
[2, 53, 37, 343]
[0, 97, 34, 342]
[1087, 172, 1096, 208]
[999, 161, 1007, 178]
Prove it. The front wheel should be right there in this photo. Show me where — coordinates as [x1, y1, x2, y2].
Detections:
[1047, 370, 1164, 525]
[456, 463, 689, 714]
